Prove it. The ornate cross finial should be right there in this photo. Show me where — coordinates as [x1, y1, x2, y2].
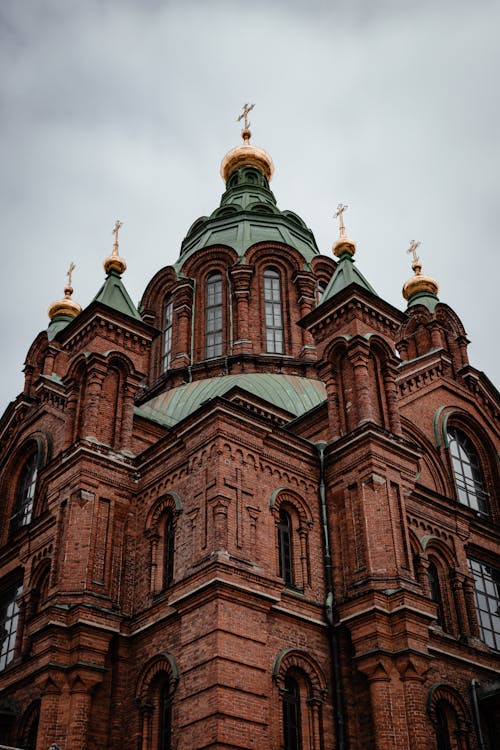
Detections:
[66, 262, 75, 289]
[406, 239, 421, 267]
[237, 102, 255, 131]
[112, 219, 123, 255]
[334, 203, 348, 237]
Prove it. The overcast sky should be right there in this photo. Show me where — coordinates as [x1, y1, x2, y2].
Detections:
[1, 0, 499, 415]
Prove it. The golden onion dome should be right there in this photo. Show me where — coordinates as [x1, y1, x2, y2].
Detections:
[220, 125, 274, 183]
[48, 263, 82, 320]
[103, 219, 127, 275]
[402, 246, 439, 302]
[332, 203, 357, 257]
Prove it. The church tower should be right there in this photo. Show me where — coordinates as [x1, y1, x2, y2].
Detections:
[0, 111, 498, 750]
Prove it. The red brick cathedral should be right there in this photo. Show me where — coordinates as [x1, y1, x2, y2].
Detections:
[0, 122, 499, 750]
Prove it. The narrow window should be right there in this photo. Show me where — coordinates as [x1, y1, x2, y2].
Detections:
[264, 268, 284, 354]
[435, 700, 456, 750]
[428, 562, 444, 628]
[11, 452, 38, 531]
[162, 294, 173, 372]
[205, 272, 223, 358]
[282, 675, 302, 750]
[159, 681, 172, 750]
[468, 558, 500, 650]
[0, 581, 22, 671]
[278, 509, 293, 586]
[163, 512, 175, 589]
[448, 427, 488, 514]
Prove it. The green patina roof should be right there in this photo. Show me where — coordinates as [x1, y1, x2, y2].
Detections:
[176, 166, 319, 270]
[135, 373, 327, 428]
[92, 269, 142, 321]
[319, 250, 377, 303]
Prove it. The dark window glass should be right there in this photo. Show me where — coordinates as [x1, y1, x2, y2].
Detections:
[159, 681, 172, 750]
[0, 581, 22, 671]
[435, 701, 453, 750]
[264, 268, 284, 354]
[448, 427, 488, 514]
[206, 273, 223, 358]
[11, 453, 38, 531]
[468, 558, 500, 650]
[163, 513, 175, 589]
[428, 562, 445, 628]
[283, 675, 302, 750]
[278, 509, 293, 586]
[162, 295, 173, 372]
[21, 703, 40, 750]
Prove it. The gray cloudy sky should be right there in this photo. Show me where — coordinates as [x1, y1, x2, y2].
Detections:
[1, 0, 499, 414]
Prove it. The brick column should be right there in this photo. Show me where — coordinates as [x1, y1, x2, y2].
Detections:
[318, 362, 340, 439]
[350, 343, 374, 425]
[463, 575, 481, 638]
[396, 657, 432, 750]
[67, 678, 96, 750]
[82, 367, 106, 439]
[37, 677, 63, 750]
[172, 279, 194, 368]
[450, 568, 470, 637]
[120, 376, 139, 452]
[229, 265, 254, 354]
[292, 270, 317, 358]
[382, 362, 402, 435]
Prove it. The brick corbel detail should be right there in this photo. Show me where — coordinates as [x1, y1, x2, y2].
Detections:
[172, 278, 194, 368]
[229, 265, 254, 353]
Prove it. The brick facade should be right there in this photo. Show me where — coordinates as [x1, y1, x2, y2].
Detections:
[0, 145, 498, 750]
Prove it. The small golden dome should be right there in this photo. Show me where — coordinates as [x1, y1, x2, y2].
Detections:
[220, 127, 274, 183]
[104, 219, 127, 275]
[402, 257, 439, 301]
[48, 263, 82, 320]
[333, 237, 357, 257]
[332, 204, 356, 257]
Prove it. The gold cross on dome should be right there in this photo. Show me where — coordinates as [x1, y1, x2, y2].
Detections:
[112, 219, 123, 252]
[237, 103, 255, 130]
[334, 203, 348, 237]
[66, 262, 75, 288]
[406, 239, 421, 264]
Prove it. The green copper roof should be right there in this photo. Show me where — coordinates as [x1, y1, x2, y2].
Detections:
[176, 166, 319, 269]
[319, 251, 377, 303]
[92, 269, 142, 321]
[406, 288, 439, 312]
[47, 313, 75, 340]
[135, 373, 327, 428]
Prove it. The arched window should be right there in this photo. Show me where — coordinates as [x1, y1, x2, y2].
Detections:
[162, 294, 173, 373]
[278, 509, 293, 586]
[264, 268, 284, 354]
[448, 427, 488, 514]
[10, 452, 38, 531]
[158, 680, 172, 750]
[0, 580, 22, 671]
[163, 511, 175, 590]
[428, 562, 444, 628]
[435, 700, 453, 750]
[19, 701, 40, 750]
[206, 272, 223, 358]
[282, 675, 302, 750]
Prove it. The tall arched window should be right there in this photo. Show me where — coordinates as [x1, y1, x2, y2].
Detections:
[264, 268, 284, 354]
[448, 427, 488, 514]
[10, 452, 38, 531]
[162, 294, 173, 373]
[428, 562, 444, 628]
[158, 680, 172, 750]
[163, 511, 175, 589]
[468, 558, 500, 650]
[206, 272, 223, 358]
[278, 509, 293, 586]
[282, 675, 302, 750]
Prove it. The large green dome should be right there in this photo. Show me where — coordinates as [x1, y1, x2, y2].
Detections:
[176, 165, 319, 270]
